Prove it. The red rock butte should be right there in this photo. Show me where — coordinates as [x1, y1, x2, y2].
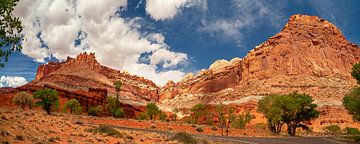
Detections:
[2, 14, 360, 131]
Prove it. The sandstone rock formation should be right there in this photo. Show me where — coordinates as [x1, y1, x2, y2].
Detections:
[159, 14, 360, 130]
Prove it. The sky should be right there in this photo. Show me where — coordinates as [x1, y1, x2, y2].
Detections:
[1, 0, 360, 87]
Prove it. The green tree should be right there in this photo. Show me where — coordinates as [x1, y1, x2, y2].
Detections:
[0, 0, 23, 68]
[88, 105, 103, 117]
[63, 98, 82, 114]
[12, 91, 33, 109]
[215, 103, 226, 135]
[231, 112, 252, 129]
[105, 96, 124, 118]
[258, 94, 284, 134]
[351, 62, 360, 84]
[191, 103, 207, 124]
[33, 88, 60, 115]
[323, 125, 341, 135]
[113, 80, 122, 99]
[258, 93, 319, 136]
[146, 102, 160, 120]
[343, 87, 360, 121]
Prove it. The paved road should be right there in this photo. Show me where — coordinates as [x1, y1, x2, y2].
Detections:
[97, 124, 355, 144]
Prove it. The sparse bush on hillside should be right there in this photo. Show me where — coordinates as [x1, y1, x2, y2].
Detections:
[345, 127, 360, 135]
[63, 98, 82, 114]
[146, 102, 160, 120]
[159, 112, 167, 121]
[87, 125, 123, 138]
[88, 105, 103, 117]
[105, 96, 125, 118]
[323, 125, 341, 135]
[231, 112, 252, 129]
[12, 91, 33, 110]
[191, 103, 207, 124]
[33, 88, 60, 115]
[170, 132, 197, 144]
[139, 112, 147, 120]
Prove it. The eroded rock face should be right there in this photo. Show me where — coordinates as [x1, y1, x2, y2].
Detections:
[26, 52, 159, 103]
[160, 14, 360, 130]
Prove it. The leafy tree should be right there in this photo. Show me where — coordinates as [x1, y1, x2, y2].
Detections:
[343, 87, 360, 121]
[258, 94, 284, 134]
[88, 105, 103, 117]
[105, 96, 124, 118]
[191, 103, 207, 124]
[215, 103, 226, 135]
[351, 62, 360, 84]
[231, 112, 252, 129]
[146, 102, 160, 120]
[33, 88, 60, 115]
[12, 91, 33, 110]
[345, 127, 360, 135]
[113, 80, 122, 99]
[63, 98, 82, 114]
[0, 0, 23, 68]
[258, 92, 319, 136]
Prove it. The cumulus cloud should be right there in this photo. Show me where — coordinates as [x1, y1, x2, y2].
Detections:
[0, 76, 28, 88]
[14, 0, 189, 86]
[145, 0, 191, 20]
[202, 0, 286, 44]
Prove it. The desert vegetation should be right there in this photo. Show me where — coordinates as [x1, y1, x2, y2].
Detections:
[12, 91, 33, 110]
[33, 88, 60, 115]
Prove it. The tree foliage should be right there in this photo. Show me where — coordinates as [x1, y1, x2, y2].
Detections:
[191, 103, 207, 124]
[351, 62, 360, 84]
[105, 96, 124, 118]
[343, 87, 360, 121]
[63, 98, 82, 115]
[146, 102, 160, 120]
[113, 80, 122, 97]
[323, 125, 341, 135]
[0, 0, 23, 68]
[231, 112, 252, 129]
[258, 92, 319, 136]
[88, 105, 103, 117]
[12, 91, 33, 109]
[33, 88, 60, 115]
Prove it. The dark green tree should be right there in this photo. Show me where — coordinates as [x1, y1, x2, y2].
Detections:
[191, 103, 207, 124]
[343, 87, 360, 121]
[351, 62, 360, 84]
[33, 88, 60, 115]
[63, 98, 82, 114]
[146, 102, 160, 120]
[105, 96, 124, 118]
[0, 0, 23, 68]
[88, 105, 103, 117]
[258, 94, 284, 134]
[12, 91, 33, 110]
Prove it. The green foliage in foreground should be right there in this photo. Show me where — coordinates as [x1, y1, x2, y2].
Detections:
[351, 62, 360, 84]
[191, 103, 207, 124]
[323, 125, 341, 135]
[146, 102, 160, 120]
[33, 88, 60, 115]
[63, 98, 82, 114]
[343, 87, 360, 121]
[12, 91, 33, 109]
[345, 127, 360, 135]
[258, 92, 319, 136]
[105, 96, 124, 118]
[88, 105, 103, 117]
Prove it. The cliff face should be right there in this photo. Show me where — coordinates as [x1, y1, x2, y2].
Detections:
[27, 52, 159, 103]
[159, 15, 360, 130]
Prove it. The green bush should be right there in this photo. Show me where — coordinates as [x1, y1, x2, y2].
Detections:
[159, 112, 167, 121]
[170, 132, 197, 144]
[231, 112, 252, 129]
[88, 105, 103, 116]
[345, 127, 360, 135]
[105, 96, 124, 118]
[146, 102, 160, 120]
[33, 88, 60, 115]
[113, 108, 124, 118]
[12, 91, 33, 110]
[323, 125, 341, 135]
[63, 99, 82, 114]
[191, 103, 207, 124]
[354, 135, 360, 142]
[139, 112, 147, 120]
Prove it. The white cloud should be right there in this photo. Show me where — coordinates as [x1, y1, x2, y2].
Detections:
[14, 0, 189, 86]
[201, 0, 285, 44]
[0, 76, 28, 88]
[145, 0, 190, 20]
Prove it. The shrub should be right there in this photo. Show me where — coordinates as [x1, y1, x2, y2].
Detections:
[105, 96, 124, 118]
[231, 112, 252, 129]
[87, 125, 122, 138]
[170, 132, 197, 144]
[88, 105, 103, 117]
[63, 99, 82, 114]
[12, 91, 33, 110]
[146, 102, 160, 120]
[323, 125, 341, 135]
[191, 103, 207, 124]
[354, 136, 360, 142]
[139, 112, 147, 120]
[345, 127, 360, 135]
[33, 88, 60, 115]
[160, 112, 167, 121]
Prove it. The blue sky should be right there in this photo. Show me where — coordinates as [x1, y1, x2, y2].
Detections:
[1, 0, 360, 87]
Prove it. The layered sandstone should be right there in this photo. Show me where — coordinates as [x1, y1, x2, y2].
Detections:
[159, 15, 360, 130]
[23, 52, 159, 104]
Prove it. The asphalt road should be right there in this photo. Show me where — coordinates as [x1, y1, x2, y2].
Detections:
[99, 124, 356, 144]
